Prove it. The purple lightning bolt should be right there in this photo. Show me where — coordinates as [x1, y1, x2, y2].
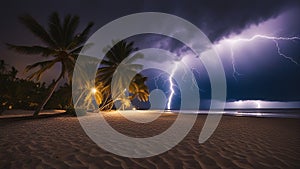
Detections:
[216, 34, 300, 80]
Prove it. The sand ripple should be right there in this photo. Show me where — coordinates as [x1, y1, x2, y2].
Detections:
[0, 112, 299, 168]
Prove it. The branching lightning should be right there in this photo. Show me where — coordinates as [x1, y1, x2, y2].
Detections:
[167, 63, 178, 110]
[229, 44, 242, 80]
[153, 59, 200, 110]
[152, 62, 179, 110]
[151, 34, 299, 110]
[220, 34, 300, 80]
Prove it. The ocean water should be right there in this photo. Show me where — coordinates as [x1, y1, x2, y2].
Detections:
[166, 109, 300, 118]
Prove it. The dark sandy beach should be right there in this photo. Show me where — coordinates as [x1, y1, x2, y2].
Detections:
[0, 111, 299, 169]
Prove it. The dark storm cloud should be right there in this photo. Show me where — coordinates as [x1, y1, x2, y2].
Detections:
[0, 0, 299, 102]
[141, 0, 300, 42]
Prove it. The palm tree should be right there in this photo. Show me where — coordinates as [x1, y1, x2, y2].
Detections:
[97, 40, 141, 86]
[6, 12, 94, 116]
[96, 40, 149, 110]
[129, 74, 149, 102]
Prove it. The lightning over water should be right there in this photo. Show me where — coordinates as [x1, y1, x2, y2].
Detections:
[217, 35, 300, 80]
[167, 62, 178, 110]
[162, 34, 300, 109]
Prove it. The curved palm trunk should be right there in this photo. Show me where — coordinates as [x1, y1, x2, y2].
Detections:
[33, 75, 63, 117]
[99, 100, 114, 111]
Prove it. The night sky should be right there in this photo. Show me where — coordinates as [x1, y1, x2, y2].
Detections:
[1, 0, 300, 108]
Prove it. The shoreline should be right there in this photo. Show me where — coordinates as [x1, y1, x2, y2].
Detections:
[0, 109, 66, 119]
[1, 109, 299, 120]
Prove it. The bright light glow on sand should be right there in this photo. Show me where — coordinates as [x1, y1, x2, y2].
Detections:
[114, 110, 163, 123]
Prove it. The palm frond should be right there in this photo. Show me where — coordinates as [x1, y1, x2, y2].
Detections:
[7, 12, 94, 115]
[25, 60, 54, 72]
[6, 44, 55, 56]
[63, 15, 79, 47]
[126, 64, 143, 71]
[78, 22, 94, 42]
[125, 53, 144, 64]
[19, 14, 55, 47]
[67, 22, 94, 50]
[96, 41, 149, 107]
[100, 59, 115, 66]
[48, 12, 63, 47]
[25, 59, 59, 80]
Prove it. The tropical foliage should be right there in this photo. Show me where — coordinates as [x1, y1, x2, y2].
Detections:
[0, 60, 47, 113]
[0, 60, 75, 113]
[6, 12, 94, 116]
[96, 40, 149, 110]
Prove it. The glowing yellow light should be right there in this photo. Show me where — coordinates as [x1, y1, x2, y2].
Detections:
[91, 88, 97, 94]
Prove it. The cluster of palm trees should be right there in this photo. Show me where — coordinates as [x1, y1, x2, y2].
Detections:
[7, 12, 149, 116]
[95, 40, 149, 110]
[0, 60, 49, 112]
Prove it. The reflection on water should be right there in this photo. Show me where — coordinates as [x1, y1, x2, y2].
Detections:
[168, 109, 300, 118]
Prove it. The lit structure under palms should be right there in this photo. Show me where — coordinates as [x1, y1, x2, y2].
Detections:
[96, 40, 149, 110]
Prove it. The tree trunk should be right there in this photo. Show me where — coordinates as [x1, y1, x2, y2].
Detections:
[67, 86, 73, 108]
[33, 75, 63, 117]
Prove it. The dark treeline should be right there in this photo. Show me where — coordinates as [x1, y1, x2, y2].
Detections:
[0, 60, 71, 113]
